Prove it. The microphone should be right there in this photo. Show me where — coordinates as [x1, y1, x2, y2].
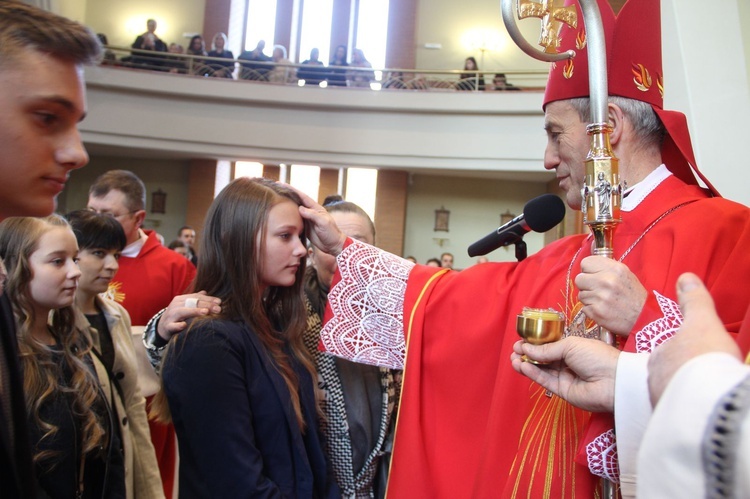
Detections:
[467, 194, 566, 257]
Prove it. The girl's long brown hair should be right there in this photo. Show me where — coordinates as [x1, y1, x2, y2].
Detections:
[154, 178, 316, 429]
[0, 216, 106, 463]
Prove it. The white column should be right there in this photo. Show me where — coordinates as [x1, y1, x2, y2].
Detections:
[662, 0, 750, 206]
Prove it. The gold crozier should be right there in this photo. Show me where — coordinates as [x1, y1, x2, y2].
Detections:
[518, 0, 578, 54]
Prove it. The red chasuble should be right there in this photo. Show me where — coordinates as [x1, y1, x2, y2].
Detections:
[321, 174, 750, 498]
[108, 230, 196, 326]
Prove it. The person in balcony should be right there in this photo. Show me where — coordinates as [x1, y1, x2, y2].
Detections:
[186, 34, 209, 75]
[238, 39, 272, 80]
[457, 56, 485, 91]
[327, 44, 349, 87]
[297, 48, 326, 86]
[490, 72, 520, 91]
[97, 33, 117, 65]
[186, 35, 206, 59]
[268, 45, 295, 84]
[163, 43, 187, 74]
[130, 18, 168, 70]
[207, 32, 235, 78]
[348, 48, 374, 88]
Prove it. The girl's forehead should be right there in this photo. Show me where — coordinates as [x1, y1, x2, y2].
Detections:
[35, 225, 77, 249]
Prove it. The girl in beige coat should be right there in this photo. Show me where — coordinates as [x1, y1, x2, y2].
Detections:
[67, 210, 164, 499]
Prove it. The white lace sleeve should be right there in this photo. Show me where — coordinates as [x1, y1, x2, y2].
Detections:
[634, 291, 683, 353]
[319, 239, 415, 369]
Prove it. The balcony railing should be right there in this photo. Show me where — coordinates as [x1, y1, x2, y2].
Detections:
[101, 45, 548, 92]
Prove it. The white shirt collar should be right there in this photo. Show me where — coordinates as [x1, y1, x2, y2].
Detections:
[621, 165, 672, 212]
[121, 229, 148, 258]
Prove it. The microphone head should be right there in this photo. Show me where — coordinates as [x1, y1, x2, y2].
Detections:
[523, 194, 566, 233]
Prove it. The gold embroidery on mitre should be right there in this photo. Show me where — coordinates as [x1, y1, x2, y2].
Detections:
[563, 58, 575, 79]
[105, 281, 126, 303]
[656, 72, 664, 98]
[575, 27, 587, 50]
[631, 63, 652, 92]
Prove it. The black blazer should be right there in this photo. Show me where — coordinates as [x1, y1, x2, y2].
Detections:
[163, 318, 338, 498]
[0, 293, 35, 498]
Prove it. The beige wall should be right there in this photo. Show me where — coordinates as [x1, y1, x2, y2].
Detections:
[414, 0, 549, 80]
[403, 174, 552, 270]
[82, 0, 207, 48]
[662, 0, 750, 204]
[53, 0, 87, 22]
[742, 0, 750, 85]
[59, 157, 192, 245]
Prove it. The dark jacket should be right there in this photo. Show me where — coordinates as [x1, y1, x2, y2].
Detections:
[0, 293, 36, 498]
[162, 318, 337, 498]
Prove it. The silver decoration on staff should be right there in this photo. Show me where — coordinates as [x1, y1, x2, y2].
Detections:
[502, 1, 621, 498]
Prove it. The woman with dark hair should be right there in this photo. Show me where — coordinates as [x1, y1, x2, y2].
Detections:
[0, 215, 126, 498]
[186, 34, 207, 74]
[426, 257, 442, 267]
[305, 200, 398, 498]
[458, 56, 485, 91]
[65, 210, 164, 498]
[327, 44, 349, 87]
[155, 178, 338, 497]
[187, 35, 207, 58]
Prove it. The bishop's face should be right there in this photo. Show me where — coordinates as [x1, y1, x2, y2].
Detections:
[543, 100, 590, 210]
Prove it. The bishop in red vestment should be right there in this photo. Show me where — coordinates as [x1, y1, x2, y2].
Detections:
[301, 0, 750, 497]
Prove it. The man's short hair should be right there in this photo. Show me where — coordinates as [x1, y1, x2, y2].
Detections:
[89, 170, 147, 212]
[0, 2, 101, 68]
[568, 96, 666, 152]
[441, 252, 453, 259]
[178, 226, 194, 236]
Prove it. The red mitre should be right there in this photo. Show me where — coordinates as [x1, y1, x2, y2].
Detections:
[542, 0, 719, 196]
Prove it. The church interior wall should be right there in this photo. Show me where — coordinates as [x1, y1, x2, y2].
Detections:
[403, 174, 549, 269]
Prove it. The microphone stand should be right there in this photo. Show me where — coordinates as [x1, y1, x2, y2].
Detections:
[514, 240, 528, 262]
